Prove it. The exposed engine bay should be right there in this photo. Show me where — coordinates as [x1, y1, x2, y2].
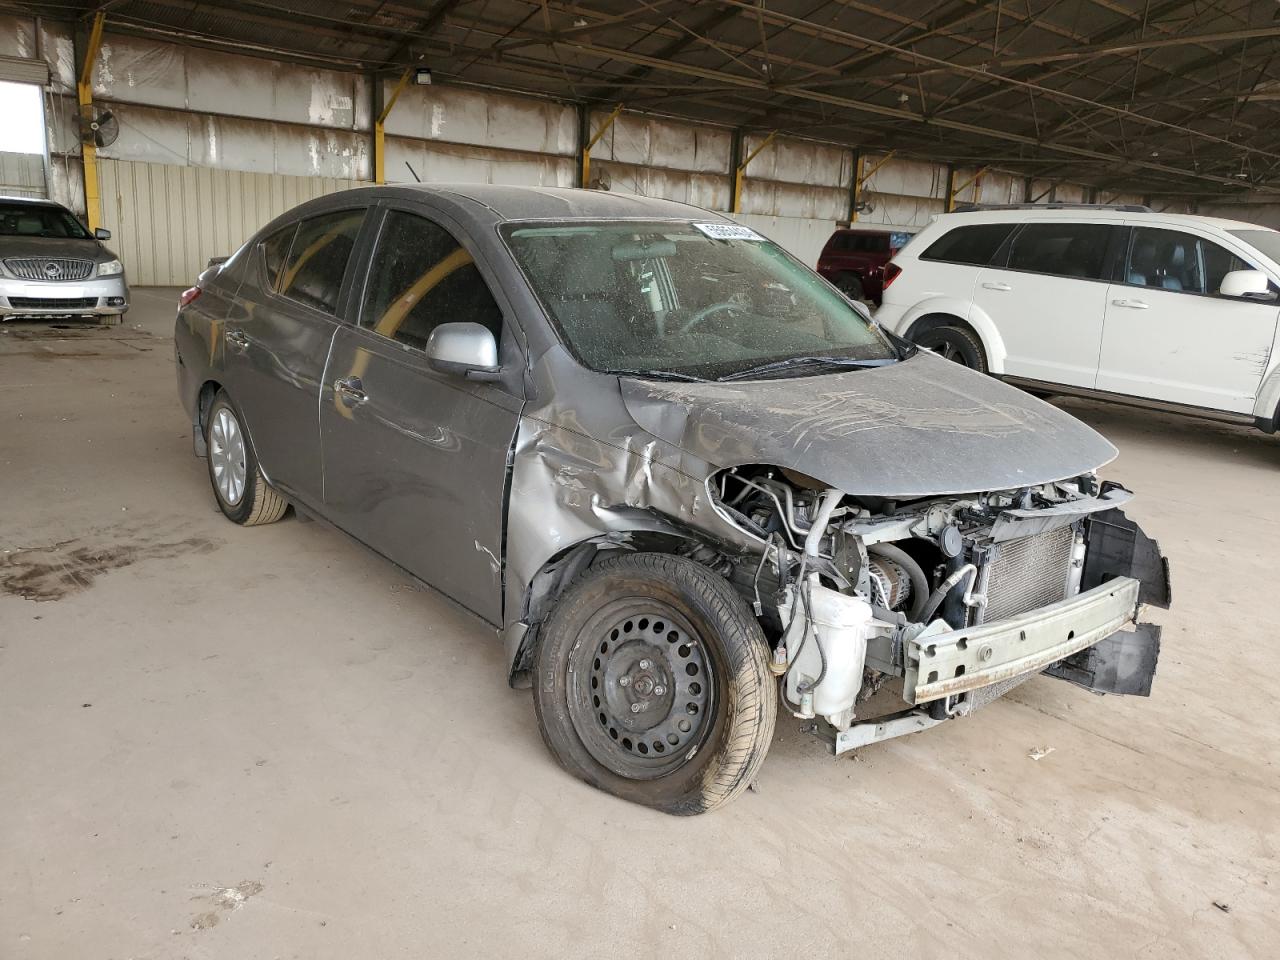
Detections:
[709, 464, 1170, 752]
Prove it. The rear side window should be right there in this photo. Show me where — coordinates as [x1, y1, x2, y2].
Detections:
[360, 210, 504, 351]
[1007, 223, 1114, 280]
[260, 224, 296, 292]
[920, 223, 1015, 266]
[277, 209, 365, 314]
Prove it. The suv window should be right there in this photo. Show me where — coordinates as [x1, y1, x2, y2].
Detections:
[260, 224, 296, 292]
[277, 209, 365, 314]
[1007, 223, 1113, 280]
[1126, 227, 1264, 296]
[920, 223, 1015, 266]
[360, 210, 503, 351]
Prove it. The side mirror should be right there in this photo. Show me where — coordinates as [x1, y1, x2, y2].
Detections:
[426, 322, 501, 382]
[1220, 269, 1275, 300]
[94, 227, 111, 241]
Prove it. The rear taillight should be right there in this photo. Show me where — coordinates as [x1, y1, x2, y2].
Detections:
[179, 286, 202, 308]
[882, 262, 902, 291]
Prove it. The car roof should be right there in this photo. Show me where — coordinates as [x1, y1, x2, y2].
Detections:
[934, 206, 1275, 234]
[388, 183, 724, 223]
[0, 195, 65, 208]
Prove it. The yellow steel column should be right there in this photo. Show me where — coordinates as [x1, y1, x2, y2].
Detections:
[78, 12, 106, 232]
[581, 103, 623, 189]
[850, 149, 895, 222]
[731, 130, 776, 214]
[948, 165, 989, 211]
[375, 68, 413, 184]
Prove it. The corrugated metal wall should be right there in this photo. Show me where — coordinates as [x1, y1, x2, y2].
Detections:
[0, 151, 45, 197]
[98, 158, 359, 285]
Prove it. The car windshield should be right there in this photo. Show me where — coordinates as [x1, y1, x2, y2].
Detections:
[1229, 229, 1280, 268]
[503, 220, 898, 380]
[0, 202, 92, 240]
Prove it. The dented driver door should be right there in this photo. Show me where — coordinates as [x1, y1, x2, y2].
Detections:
[318, 205, 523, 625]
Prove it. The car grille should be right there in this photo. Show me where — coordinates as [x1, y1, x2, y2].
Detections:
[981, 525, 1075, 622]
[7, 297, 100, 310]
[4, 258, 96, 281]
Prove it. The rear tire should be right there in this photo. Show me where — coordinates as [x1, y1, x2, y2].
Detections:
[533, 553, 776, 816]
[204, 390, 288, 526]
[834, 273, 865, 301]
[915, 324, 988, 373]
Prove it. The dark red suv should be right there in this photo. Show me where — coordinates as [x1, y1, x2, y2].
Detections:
[816, 228, 912, 305]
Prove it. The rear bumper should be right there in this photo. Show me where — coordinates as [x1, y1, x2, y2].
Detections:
[0, 274, 129, 318]
[904, 577, 1141, 705]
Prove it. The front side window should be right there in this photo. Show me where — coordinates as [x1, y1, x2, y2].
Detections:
[1200, 237, 1253, 295]
[360, 210, 503, 351]
[1007, 223, 1114, 279]
[503, 220, 897, 379]
[277, 209, 365, 314]
[920, 223, 1016, 266]
[1125, 228, 1204, 292]
[260, 224, 296, 293]
[0, 202, 91, 239]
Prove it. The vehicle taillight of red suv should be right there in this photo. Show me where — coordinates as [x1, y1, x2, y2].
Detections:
[816, 227, 913, 305]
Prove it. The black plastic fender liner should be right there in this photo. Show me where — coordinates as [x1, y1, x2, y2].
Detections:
[1081, 508, 1172, 609]
[1044, 622, 1161, 697]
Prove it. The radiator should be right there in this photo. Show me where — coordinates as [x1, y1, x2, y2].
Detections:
[980, 524, 1076, 623]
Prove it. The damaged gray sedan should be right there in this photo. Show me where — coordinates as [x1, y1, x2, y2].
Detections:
[175, 185, 1171, 815]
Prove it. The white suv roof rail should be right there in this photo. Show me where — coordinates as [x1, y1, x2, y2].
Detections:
[951, 202, 1152, 213]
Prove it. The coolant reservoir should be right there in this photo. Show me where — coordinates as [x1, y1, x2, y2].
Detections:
[784, 580, 873, 727]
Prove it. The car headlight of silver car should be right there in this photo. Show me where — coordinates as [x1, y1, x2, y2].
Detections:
[97, 259, 124, 277]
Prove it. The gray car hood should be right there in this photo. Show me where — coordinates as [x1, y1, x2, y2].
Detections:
[620, 351, 1117, 498]
[0, 235, 105, 260]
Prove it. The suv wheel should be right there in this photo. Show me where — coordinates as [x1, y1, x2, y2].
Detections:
[916, 325, 988, 373]
[835, 274, 865, 301]
[533, 553, 776, 815]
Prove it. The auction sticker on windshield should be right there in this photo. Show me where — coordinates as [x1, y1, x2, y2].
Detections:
[692, 222, 766, 241]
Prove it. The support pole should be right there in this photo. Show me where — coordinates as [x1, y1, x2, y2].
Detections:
[77, 11, 105, 232]
[580, 102, 623, 189]
[851, 149, 895, 221]
[731, 129, 776, 214]
[947, 165, 988, 211]
[374, 67, 412, 185]
[847, 148, 861, 223]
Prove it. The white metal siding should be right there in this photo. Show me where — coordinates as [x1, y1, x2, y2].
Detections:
[0, 151, 45, 197]
[97, 158, 360, 286]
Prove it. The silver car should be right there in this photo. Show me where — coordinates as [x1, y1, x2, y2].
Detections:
[175, 185, 1170, 815]
[0, 196, 128, 323]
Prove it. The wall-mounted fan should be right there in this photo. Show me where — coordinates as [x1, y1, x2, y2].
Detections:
[79, 108, 119, 149]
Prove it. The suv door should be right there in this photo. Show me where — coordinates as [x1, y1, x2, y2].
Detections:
[970, 220, 1122, 388]
[318, 204, 524, 625]
[1097, 225, 1279, 413]
[221, 207, 367, 504]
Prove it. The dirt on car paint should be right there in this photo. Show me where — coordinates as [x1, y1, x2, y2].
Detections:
[0, 534, 219, 601]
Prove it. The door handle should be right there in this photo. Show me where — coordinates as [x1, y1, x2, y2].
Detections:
[1111, 298, 1149, 309]
[981, 281, 1012, 291]
[333, 376, 368, 406]
[224, 328, 250, 349]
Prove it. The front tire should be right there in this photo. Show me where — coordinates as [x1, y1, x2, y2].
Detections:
[205, 390, 288, 526]
[916, 324, 988, 373]
[835, 273, 865, 301]
[533, 553, 776, 816]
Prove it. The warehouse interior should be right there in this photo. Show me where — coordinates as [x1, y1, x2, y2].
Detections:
[2, 1, 1279, 957]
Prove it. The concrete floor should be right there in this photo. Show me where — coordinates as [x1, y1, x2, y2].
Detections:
[1, 288, 1277, 960]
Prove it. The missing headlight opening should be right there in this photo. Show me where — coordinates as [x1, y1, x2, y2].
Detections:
[707, 464, 1169, 750]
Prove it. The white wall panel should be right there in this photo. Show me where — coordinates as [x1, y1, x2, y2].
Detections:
[97, 158, 360, 286]
[0, 151, 45, 196]
[389, 85, 576, 157]
[0, 15, 36, 59]
[385, 136, 574, 187]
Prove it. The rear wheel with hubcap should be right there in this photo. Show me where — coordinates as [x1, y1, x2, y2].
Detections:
[204, 390, 289, 526]
[534, 553, 775, 815]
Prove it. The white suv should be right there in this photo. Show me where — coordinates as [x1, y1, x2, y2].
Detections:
[875, 204, 1280, 432]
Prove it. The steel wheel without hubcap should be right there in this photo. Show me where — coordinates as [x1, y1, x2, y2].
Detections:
[209, 406, 247, 506]
[570, 599, 714, 779]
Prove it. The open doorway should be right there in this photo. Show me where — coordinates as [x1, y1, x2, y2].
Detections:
[0, 79, 48, 198]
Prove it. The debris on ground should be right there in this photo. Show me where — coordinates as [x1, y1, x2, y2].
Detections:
[1028, 746, 1055, 761]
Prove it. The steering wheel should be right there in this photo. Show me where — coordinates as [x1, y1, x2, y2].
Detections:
[675, 300, 742, 335]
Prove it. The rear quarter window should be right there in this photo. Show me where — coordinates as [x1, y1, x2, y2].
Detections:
[919, 223, 1016, 266]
